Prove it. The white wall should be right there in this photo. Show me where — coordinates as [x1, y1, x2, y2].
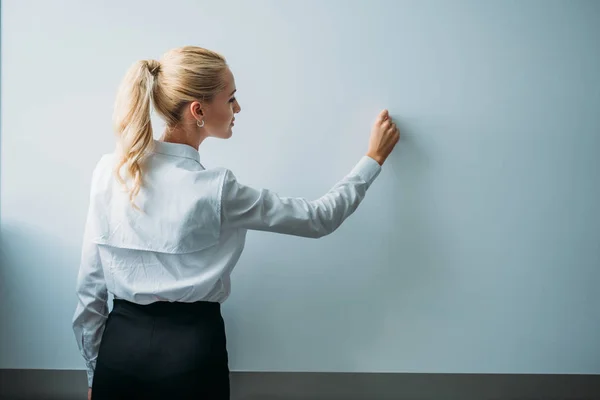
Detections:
[1, 0, 599, 374]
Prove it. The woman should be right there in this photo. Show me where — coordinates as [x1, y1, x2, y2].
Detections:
[72, 45, 400, 400]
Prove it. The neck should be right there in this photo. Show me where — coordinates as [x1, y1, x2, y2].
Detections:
[160, 125, 205, 150]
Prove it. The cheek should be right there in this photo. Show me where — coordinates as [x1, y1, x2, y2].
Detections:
[207, 104, 234, 132]
[218, 106, 234, 125]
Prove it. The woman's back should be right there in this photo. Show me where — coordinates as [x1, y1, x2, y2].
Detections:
[84, 140, 245, 305]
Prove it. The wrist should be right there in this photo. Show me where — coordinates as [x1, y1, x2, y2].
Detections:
[366, 152, 384, 166]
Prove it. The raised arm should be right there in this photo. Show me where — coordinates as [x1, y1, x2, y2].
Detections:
[220, 109, 400, 237]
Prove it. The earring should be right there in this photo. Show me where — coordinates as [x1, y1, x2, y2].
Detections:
[197, 119, 205, 128]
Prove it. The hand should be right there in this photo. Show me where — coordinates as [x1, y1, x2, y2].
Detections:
[88, 388, 92, 400]
[366, 109, 400, 166]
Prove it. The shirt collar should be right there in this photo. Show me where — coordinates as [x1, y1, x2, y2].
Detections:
[151, 140, 201, 164]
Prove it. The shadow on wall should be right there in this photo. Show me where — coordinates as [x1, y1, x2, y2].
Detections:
[0, 221, 83, 367]
[0, 231, 7, 334]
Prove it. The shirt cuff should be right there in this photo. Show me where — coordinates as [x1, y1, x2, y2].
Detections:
[350, 156, 382, 187]
[86, 361, 96, 388]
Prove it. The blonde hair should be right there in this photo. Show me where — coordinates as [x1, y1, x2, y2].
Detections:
[112, 46, 228, 209]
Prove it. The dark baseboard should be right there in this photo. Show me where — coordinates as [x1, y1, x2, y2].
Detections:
[0, 369, 598, 400]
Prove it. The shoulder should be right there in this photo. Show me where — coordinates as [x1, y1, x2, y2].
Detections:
[200, 167, 237, 199]
[89, 153, 115, 186]
[88, 152, 117, 175]
[188, 167, 247, 210]
[189, 165, 237, 183]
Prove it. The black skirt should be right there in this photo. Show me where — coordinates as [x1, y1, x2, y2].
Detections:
[91, 298, 229, 399]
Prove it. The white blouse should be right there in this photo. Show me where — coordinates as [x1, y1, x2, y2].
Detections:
[72, 139, 382, 386]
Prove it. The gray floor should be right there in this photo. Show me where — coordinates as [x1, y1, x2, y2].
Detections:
[1, 369, 599, 399]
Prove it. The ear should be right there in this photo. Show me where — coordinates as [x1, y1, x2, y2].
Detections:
[189, 101, 204, 119]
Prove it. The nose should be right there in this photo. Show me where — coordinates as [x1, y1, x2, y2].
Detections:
[234, 99, 241, 114]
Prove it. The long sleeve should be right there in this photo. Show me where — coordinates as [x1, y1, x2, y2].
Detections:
[220, 156, 382, 237]
[72, 207, 109, 388]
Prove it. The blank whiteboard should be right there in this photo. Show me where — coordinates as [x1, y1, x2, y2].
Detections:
[1, 0, 599, 374]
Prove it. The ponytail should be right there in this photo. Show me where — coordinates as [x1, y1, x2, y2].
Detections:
[110, 46, 228, 210]
[112, 59, 160, 211]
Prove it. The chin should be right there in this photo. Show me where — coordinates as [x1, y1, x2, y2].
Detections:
[211, 129, 233, 140]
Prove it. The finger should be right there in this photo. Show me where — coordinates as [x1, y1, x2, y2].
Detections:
[382, 120, 392, 129]
[377, 109, 389, 123]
